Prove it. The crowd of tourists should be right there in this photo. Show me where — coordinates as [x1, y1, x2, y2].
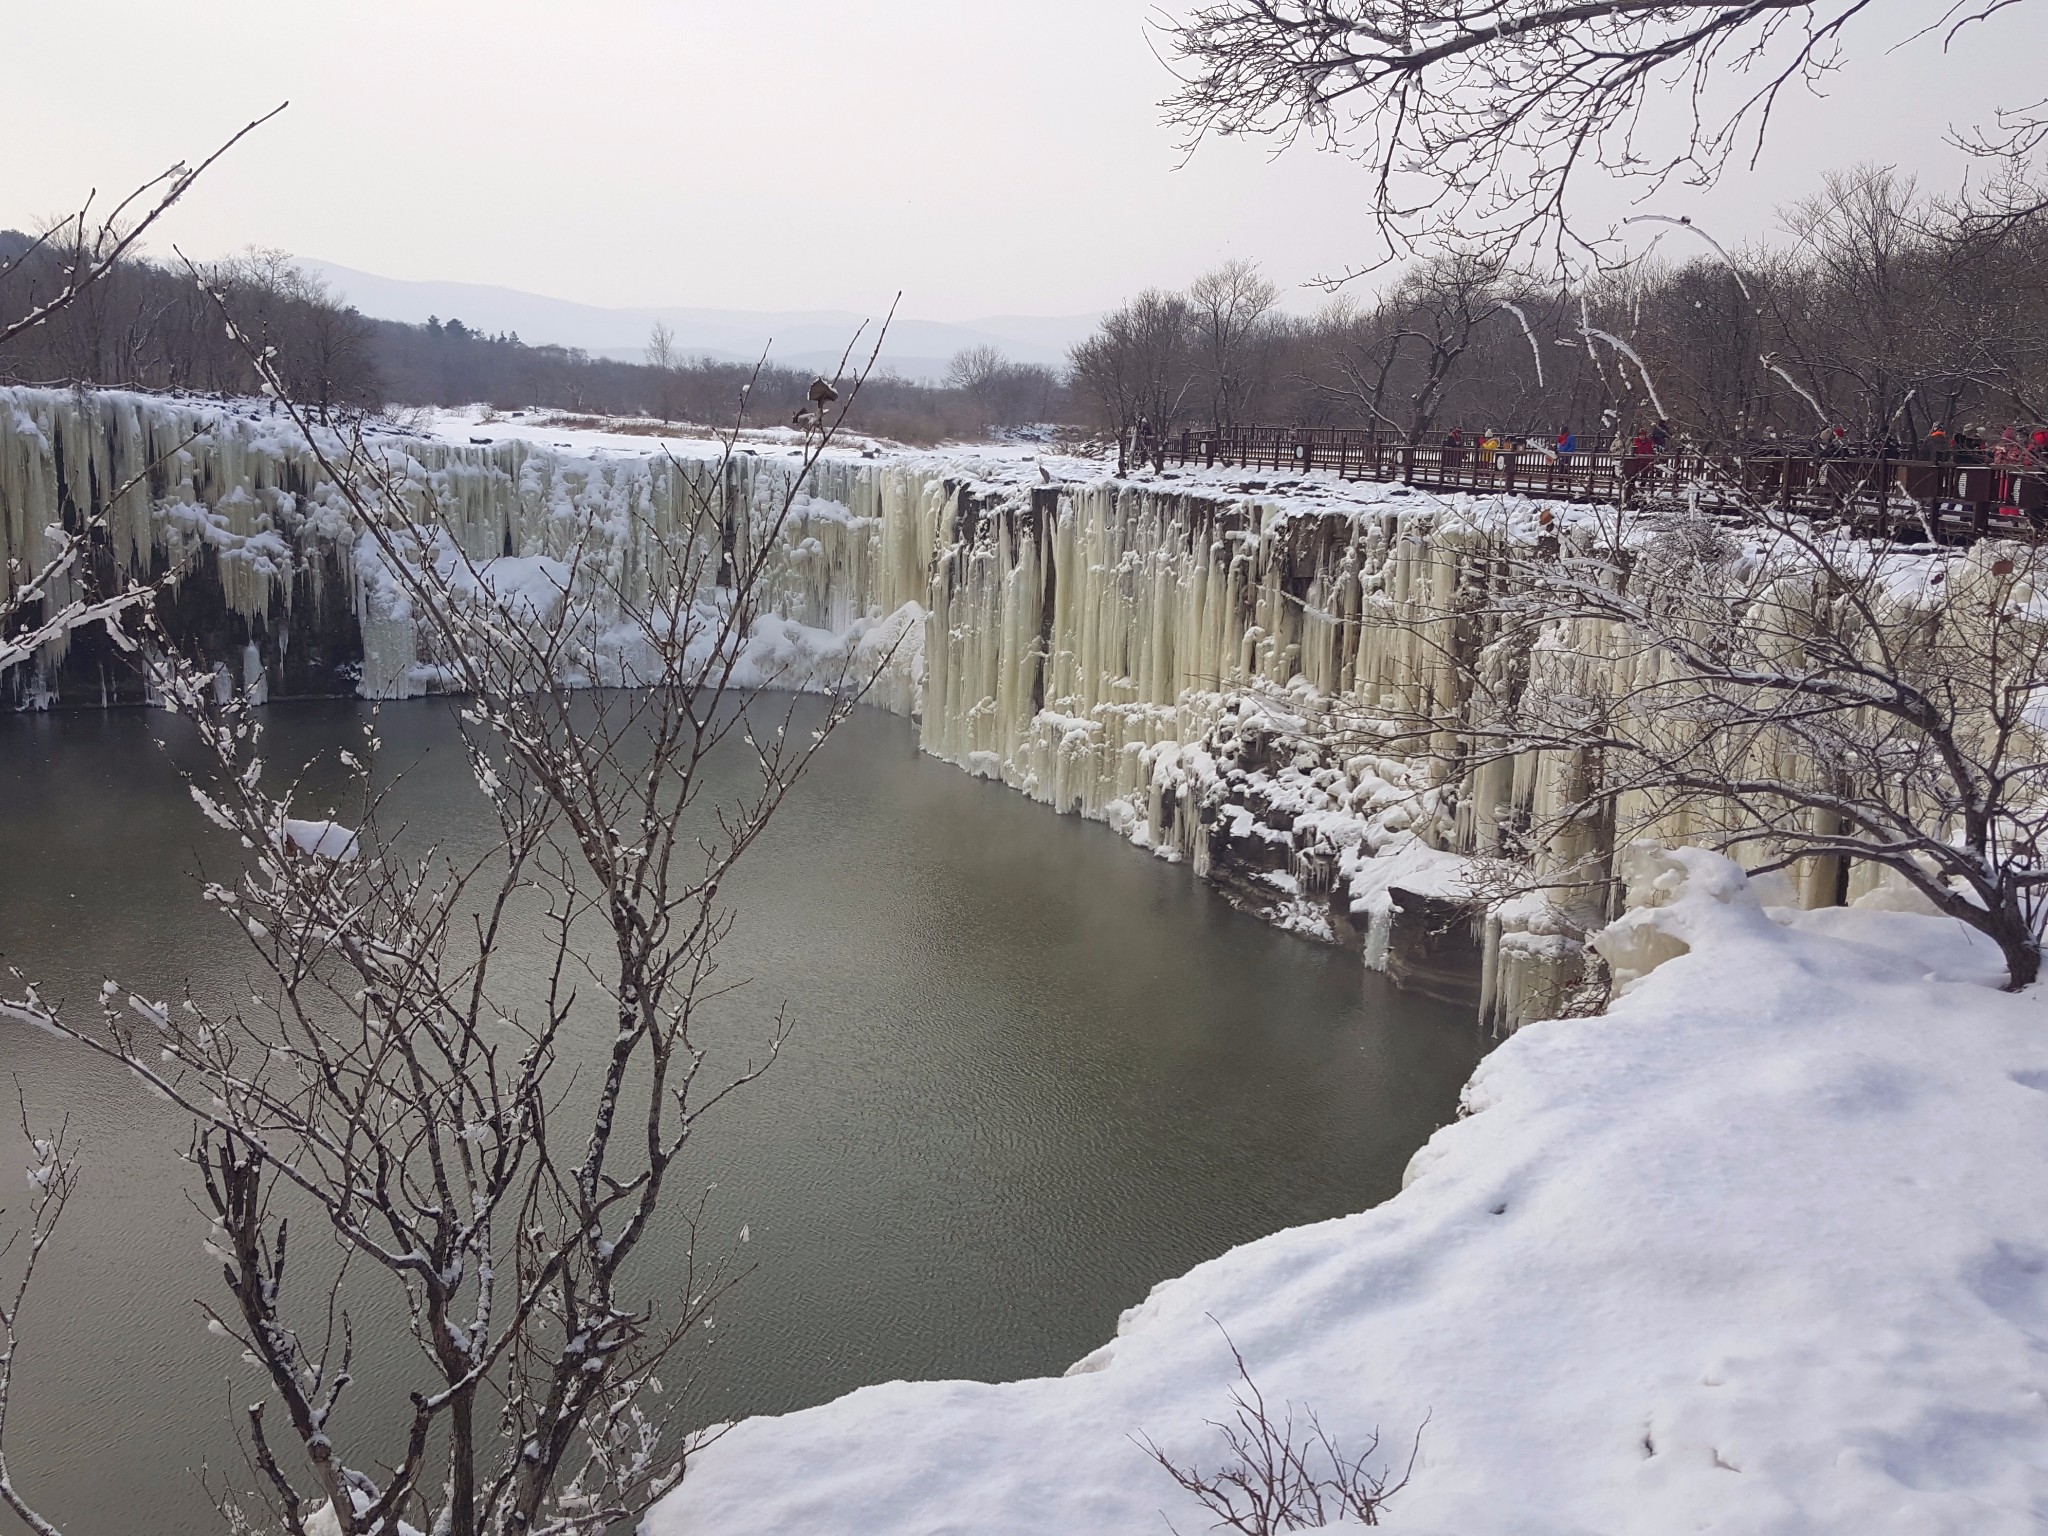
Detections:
[1922, 424, 2048, 465]
[1438, 422, 1672, 469]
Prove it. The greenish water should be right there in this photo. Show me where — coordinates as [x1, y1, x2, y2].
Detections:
[0, 699, 1484, 1535]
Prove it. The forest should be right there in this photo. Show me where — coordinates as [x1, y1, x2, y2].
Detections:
[8, 165, 2046, 459]
[1071, 169, 2048, 456]
[0, 231, 1062, 444]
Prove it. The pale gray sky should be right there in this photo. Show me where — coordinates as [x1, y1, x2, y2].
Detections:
[3, 0, 2041, 322]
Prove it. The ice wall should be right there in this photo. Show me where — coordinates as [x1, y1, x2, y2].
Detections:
[0, 391, 938, 710]
[4, 387, 1910, 1028]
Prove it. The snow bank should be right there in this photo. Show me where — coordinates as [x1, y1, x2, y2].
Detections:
[650, 849, 2048, 1535]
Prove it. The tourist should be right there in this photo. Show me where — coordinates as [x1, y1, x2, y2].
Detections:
[1624, 429, 1655, 503]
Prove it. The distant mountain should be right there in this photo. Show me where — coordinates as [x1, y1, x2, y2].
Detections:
[301, 261, 1097, 383]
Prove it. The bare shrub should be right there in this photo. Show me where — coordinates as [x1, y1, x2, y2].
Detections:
[0, 303, 902, 1533]
[1141, 1328, 1422, 1534]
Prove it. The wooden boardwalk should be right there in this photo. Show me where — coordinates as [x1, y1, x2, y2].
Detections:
[1166, 426, 2048, 542]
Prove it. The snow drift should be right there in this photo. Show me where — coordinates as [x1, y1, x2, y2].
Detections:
[649, 849, 2048, 1535]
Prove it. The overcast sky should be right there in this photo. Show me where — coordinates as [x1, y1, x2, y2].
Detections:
[3, 0, 2041, 322]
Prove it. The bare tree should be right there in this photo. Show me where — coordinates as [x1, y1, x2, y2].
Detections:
[1, 139, 277, 1531]
[1768, 168, 1943, 442]
[944, 345, 1061, 434]
[645, 320, 680, 422]
[1159, 2, 2041, 268]
[3, 237, 380, 411]
[645, 319, 679, 373]
[3, 119, 284, 693]
[1320, 254, 1516, 441]
[0, 105, 283, 354]
[1141, 1328, 1420, 1534]
[1188, 260, 1280, 428]
[945, 343, 1006, 397]
[1090, 164, 2048, 455]
[1944, 0, 2048, 244]
[1443, 499, 2048, 989]
[1069, 290, 1197, 472]
[0, 1102, 78, 1536]
[1, 303, 901, 1533]
[205, 249, 380, 420]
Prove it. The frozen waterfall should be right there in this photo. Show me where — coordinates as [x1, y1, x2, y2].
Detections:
[3, 387, 1902, 1028]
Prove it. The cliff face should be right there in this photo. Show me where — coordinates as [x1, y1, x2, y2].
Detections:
[6, 389, 1875, 1026]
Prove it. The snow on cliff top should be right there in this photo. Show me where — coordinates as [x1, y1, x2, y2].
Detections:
[650, 848, 2048, 1536]
[415, 405, 1595, 536]
[0, 387, 1609, 546]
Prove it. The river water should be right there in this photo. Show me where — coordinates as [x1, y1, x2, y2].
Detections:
[0, 699, 1484, 1535]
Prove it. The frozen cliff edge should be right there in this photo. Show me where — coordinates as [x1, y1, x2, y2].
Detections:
[4, 391, 1951, 1027]
[2, 390, 1587, 1020]
[649, 849, 2048, 1535]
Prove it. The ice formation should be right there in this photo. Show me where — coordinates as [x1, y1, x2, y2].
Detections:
[1, 388, 1956, 1026]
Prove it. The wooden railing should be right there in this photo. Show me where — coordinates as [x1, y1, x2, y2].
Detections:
[1164, 426, 2048, 541]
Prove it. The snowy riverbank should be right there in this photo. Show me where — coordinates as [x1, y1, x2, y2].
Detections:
[650, 847, 2048, 1534]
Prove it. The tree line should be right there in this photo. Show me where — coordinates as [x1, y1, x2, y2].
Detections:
[11, 171, 2046, 469]
[1068, 168, 2048, 470]
[0, 233, 1074, 444]
[383, 319, 1068, 444]
[0, 232, 382, 417]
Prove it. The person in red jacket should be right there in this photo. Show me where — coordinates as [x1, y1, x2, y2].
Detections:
[1623, 430, 1656, 503]
[1441, 426, 1465, 472]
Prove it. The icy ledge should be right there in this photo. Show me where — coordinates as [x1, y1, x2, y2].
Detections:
[649, 847, 2048, 1535]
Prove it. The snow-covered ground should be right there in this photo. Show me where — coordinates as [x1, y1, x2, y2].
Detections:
[415, 403, 1092, 476]
[650, 847, 2048, 1535]
[411, 402, 1483, 522]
